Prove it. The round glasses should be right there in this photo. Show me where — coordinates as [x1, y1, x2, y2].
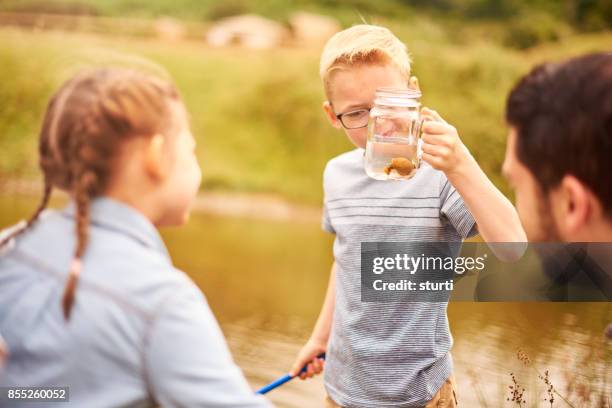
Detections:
[335, 108, 371, 129]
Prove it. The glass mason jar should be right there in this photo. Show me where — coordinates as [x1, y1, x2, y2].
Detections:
[364, 88, 424, 180]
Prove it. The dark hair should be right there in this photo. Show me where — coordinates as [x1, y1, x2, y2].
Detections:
[506, 52, 612, 217]
[0, 68, 180, 320]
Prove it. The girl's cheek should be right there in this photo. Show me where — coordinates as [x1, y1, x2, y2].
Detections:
[182, 152, 201, 197]
[192, 159, 202, 191]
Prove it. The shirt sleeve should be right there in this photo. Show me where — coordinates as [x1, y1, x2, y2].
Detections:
[145, 283, 271, 408]
[439, 175, 478, 239]
[321, 162, 336, 234]
[322, 203, 335, 234]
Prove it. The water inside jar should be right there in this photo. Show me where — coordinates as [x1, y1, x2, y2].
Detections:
[365, 135, 419, 180]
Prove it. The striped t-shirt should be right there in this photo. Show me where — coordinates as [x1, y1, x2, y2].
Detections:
[322, 148, 477, 407]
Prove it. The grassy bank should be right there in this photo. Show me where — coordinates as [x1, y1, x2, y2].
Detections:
[1, 25, 611, 204]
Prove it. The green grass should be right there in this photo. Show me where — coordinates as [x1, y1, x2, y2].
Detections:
[1, 25, 611, 204]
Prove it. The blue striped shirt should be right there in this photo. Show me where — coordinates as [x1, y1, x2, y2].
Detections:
[322, 148, 477, 407]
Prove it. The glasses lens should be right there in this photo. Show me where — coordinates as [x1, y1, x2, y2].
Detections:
[341, 110, 369, 129]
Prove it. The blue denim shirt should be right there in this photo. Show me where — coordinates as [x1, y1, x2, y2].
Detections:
[0, 197, 270, 407]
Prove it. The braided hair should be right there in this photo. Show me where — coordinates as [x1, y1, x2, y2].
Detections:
[0, 68, 180, 319]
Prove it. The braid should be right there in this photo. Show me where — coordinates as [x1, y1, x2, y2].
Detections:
[0, 335, 7, 368]
[61, 168, 97, 320]
[0, 181, 52, 248]
[59, 78, 104, 320]
[27, 68, 179, 321]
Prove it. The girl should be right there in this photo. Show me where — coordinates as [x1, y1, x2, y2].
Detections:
[0, 69, 269, 407]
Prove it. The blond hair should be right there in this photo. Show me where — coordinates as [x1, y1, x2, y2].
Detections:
[320, 24, 411, 97]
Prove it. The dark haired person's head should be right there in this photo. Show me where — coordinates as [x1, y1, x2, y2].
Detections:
[503, 52, 612, 242]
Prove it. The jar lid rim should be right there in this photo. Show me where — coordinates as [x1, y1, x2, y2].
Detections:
[376, 87, 422, 98]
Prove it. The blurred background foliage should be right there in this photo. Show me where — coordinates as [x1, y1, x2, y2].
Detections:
[0, 0, 610, 204]
[2, 0, 611, 43]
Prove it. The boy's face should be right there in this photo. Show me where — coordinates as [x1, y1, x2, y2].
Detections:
[323, 63, 408, 148]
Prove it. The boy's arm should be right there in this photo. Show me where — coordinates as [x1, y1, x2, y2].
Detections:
[421, 108, 527, 244]
[290, 261, 336, 379]
[446, 154, 525, 243]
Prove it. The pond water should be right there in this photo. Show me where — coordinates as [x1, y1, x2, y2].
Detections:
[1, 195, 609, 407]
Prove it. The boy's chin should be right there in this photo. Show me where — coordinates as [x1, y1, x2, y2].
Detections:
[345, 132, 367, 149]
[348, 138, 367, 150]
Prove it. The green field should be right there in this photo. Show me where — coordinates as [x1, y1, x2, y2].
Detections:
[1, 22, 611, 204]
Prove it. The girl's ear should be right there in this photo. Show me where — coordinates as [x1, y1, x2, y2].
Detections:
[143, 134, 169, 181]
[323, 101, 342, 129]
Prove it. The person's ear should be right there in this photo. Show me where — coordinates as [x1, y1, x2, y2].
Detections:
[408, 76, 420, 91]
[554, 175, 592, 237]
[143, 134, 169, 182]
[323, 101, 342, 130]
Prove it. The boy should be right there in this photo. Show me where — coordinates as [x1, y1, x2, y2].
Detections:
[290, 25, 525, 407]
